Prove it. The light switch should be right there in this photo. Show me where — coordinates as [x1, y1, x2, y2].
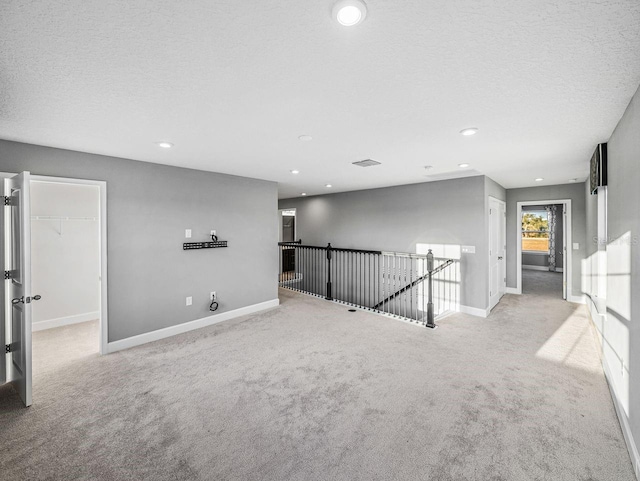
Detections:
[185, 296, 192, 306]
[573, 243, 579, 250]
[461, 246, 476, 254]
[185, 229, 192, 238]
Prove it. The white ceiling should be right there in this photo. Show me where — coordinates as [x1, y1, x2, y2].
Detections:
[1, 1, 639, 198]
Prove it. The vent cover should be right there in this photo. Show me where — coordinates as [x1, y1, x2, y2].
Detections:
[352, 159, 381, 167]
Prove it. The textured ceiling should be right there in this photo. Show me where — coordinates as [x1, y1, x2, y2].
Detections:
[1, 0, 639, 198]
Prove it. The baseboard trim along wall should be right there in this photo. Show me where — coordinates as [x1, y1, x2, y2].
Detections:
[32, 311, 100, 332]
[522, 265, 551, 271]
[522, 265, 564, 273]
[568, 294, 586, 304]
[460, 305, 489, 318]
[107, 299, 280, 354]
[586, 301, 640, 479]
[505, 287, 520, 295]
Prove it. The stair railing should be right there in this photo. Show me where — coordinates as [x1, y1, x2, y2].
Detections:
[278, 241, 457, 328]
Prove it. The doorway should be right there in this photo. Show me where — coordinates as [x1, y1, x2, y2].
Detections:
[2, 173, 108, 407]
[516, 200, 571, 300]
[279, 209, 296, 243]
[31, 180, 101, 377]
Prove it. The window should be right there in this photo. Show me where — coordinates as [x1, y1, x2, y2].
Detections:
[522, 210, 549, 252]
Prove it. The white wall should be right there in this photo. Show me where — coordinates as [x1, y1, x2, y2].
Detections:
[31, 181, 100, 328]
[584, 83, 640, 478]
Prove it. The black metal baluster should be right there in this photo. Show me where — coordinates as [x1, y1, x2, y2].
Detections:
[326, 243, 332, 300]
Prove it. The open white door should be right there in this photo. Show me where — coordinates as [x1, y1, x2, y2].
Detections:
[5, 172, 34, 406]
[562, 204, 567, 300]
[0, 179, 5, 386]
[489, 197, 506, 310]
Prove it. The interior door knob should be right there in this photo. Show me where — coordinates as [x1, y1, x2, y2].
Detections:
[498, 256, 503, 260]
[32, 295, 42, 301]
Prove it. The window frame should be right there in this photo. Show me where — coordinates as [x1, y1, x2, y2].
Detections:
[521, 210, 550, 254]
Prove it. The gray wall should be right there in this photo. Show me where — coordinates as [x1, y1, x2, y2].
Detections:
[0, 140, 278, 342]
[602, 83, 640, 462]
[485, 176, 507, 203]
[506, 183, 586, 297]
[280, 175, 497, 311]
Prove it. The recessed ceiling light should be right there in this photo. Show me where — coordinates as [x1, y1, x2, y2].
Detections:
[332, 0, 367, 26]
[569, 178, 578, 183]
[424, 165, 433, 170]
[290, 170, 300, 174]
[535, 178, 544, 182]
[298, 135, 313, 141]
[325, 184, 332, 188]
[301, 193, 307, 196]
[156, 141, 173, 149]
[459, 128, 478, 136]
[458, 163, 470, 168]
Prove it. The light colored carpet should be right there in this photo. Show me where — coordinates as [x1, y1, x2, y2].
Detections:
[0, 273, 634, 480]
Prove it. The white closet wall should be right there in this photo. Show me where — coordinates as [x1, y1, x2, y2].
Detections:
[31, 182, 100, 329]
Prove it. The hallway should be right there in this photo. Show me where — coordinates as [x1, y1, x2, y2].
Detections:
[0, 284, 633, 480]
[522, 268, 564, 298]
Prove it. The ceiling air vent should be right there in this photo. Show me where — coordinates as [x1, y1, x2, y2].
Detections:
[352, 159, 381, 167]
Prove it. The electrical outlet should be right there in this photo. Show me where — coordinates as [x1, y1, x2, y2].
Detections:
[186, 296, 192, 306]
[185, 229, 192, 238]
[210, 291, 216, 300]
[211, 230, 216, 237]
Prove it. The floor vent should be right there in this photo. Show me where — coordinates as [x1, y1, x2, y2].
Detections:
[352, 159, 381, 167]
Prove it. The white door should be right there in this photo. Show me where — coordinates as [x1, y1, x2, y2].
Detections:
[5, 172, 34, 406]
[489, 197, 506, 310]
[562, 204, 567, 300]
[0, 181, 5, 385]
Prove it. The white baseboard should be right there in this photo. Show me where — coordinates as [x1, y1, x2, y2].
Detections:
[522, 265, 563, 273]
[505, 287, 520, 295]
[459, 305, 489, 318]
[522, 265, 551, 271]
[586, 303, 640, 479]
[601, 341, 640, 479]
[33, 311, 100, 332]
[106, 299, 280, 354]
[568, 294, 586, 304]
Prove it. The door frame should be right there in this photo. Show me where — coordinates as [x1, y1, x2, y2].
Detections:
[30, 175, 109, 355]
[488, 196, 506, 310]
[516, 199, 571, 299]
[278, 208, 296, 243]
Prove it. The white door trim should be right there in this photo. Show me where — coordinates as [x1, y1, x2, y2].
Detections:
[31, 175, 108, 355]
[488, 196, 506, 310]
[516, 199, 572, 298]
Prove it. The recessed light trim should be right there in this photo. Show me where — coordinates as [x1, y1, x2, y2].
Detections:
[298, 135, 313, 141]
[332, 0, 367, 26]
[459, 128, 478, 136]
[325, 184, 332, 188]
[156, 141, 173, 149]
[535, 178, 544, 182]
[569, 178, 578, 183]
[290, 170, 300, 174]
[458, 163, 470, 168]
[301, 193, 307, 196]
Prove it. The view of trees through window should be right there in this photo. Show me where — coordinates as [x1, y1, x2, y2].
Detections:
[522, 211, 549, 252]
